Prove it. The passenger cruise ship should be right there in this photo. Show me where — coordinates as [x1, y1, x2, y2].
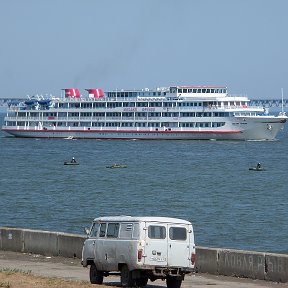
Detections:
[2, 86, 287, 140]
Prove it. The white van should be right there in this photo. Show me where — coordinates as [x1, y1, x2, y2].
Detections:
[81, 216, 196, 288]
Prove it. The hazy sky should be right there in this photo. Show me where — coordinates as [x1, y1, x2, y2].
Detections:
[1, 0, 287, 99]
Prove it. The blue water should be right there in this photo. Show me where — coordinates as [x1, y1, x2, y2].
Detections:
[1, 112, 288, 254]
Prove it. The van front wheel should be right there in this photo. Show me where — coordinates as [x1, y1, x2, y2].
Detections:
[121, 265, 134, 287]
[90, 264, 104, 284]
[166, 276, 182, 288]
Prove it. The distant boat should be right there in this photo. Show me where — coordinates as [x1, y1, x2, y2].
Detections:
[64, 161, 79, 166]
[249, 164, 265, 171]
[65, 136, 74, 140]
[106, 164, 127, 169]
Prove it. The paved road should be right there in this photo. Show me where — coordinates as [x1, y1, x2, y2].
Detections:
[0, 251, 287, 287]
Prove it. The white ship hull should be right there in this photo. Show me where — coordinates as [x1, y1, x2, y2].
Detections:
[2, 117, 285, 140]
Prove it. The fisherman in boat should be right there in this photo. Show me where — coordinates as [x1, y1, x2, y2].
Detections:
[71, 157, 77, 163]
[256, 163, 261, 170]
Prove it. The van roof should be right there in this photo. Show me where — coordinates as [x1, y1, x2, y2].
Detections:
[93, 216, 192, 225]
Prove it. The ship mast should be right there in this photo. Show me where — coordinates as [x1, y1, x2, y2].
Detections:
[280, 88, 286, 116]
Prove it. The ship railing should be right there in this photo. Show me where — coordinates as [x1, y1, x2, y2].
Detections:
[3, 116, 30, 121]
[204, 105, 263, 110]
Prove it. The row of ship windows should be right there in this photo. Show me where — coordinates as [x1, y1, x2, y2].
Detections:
[57, 102, 202, 108]
[107, 92, 166, 97]
[53, 101, 242, 109]
[20, 112, 230, 118]
[85, 88, 226, 98]
[9, 122, 225, 128]
[175, 88, 227, 94]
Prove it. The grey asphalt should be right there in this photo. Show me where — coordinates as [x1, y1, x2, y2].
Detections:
[0, 251, 287, 287]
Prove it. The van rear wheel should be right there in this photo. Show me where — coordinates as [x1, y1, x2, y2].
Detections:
[135, 276, 148, 287]
[90, 264, 104, 284]
[121, 264, 134, 287]
[166, 276, 182, 288]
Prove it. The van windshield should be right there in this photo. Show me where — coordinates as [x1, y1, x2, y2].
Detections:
[90, 223, 99, 237]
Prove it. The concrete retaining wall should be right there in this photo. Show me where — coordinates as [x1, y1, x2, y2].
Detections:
[1, 227, 288, 282]
[0, 227, 86, 258]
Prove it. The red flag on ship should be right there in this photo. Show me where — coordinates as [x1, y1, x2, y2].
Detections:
[62, 89, 81, 98]
[85, 89, 104, 98]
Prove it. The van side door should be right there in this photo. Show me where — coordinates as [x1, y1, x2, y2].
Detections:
[94, 222, 120, 271]
[94, 222, 107, 270]
[82, 222, 99, 265]
[143, 222, 168, 266]
[167, 224, 191, 268]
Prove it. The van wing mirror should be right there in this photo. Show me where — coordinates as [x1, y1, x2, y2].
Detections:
[84, 227, 90, 235]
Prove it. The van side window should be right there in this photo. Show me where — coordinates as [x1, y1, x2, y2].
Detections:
[90, 222, 99, 237]
[148, 225, 166, 239]
[132, 223, 139, 239]
[119, 223, 133, 239]
[169, 227, 187, 240]
[107, 223, 120, 238]
[99, 223, 107, 237]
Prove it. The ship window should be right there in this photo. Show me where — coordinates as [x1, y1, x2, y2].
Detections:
[94, 103, 105, 108]
[183, 89, 187, 93]
[93, 112, 105, 117]
[193, 89, 197, 93]
[135, 122, 146, 127]
[80, 122, 90, 127]
[136, 102, 148, 107]
[80, 112, 92, 117]
[149, 122, 160, 127]
[178, 89, 182, 93]
[170, 87, 177, 93]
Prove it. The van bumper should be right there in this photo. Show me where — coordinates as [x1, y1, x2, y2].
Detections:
[139, 266, 194, 278]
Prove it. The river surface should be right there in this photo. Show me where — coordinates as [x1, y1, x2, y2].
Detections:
[1, 112, 288, 254]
